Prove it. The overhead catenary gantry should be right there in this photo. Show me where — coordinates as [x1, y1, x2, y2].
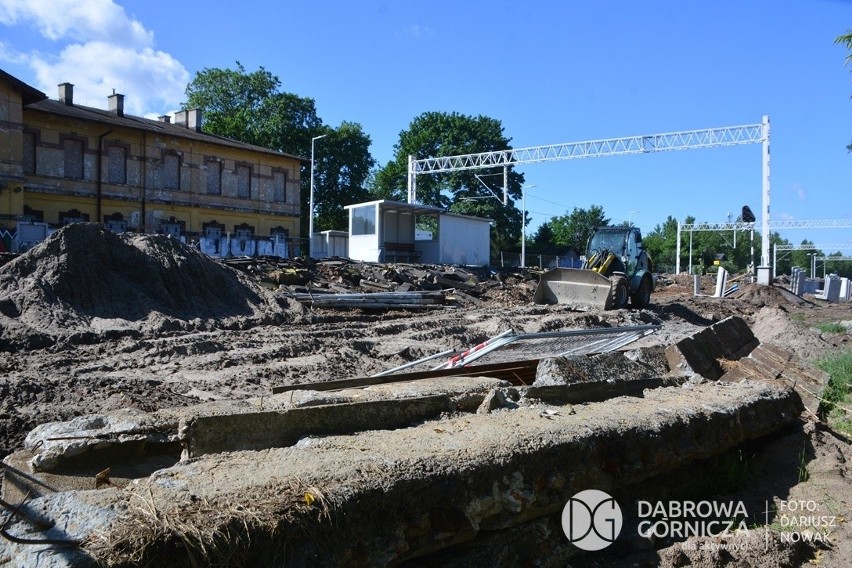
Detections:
[676, 219, 852, 276]
[408, 117, 771, 281]
[773, 240, 852, 278]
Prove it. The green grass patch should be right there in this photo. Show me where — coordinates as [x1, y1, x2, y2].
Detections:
[815, 321, 848, 334]
[816, 350, 852, 437]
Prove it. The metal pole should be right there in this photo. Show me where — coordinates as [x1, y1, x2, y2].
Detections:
[407, 154, 415, 204]
[772, 241, 775, 279]
[751, 228, 754, 281]
[676, 220, 682, 274]
[688, 229, 693, 275]
[760, 115, 771, 270]
[309, 134, 327, 257]
[521, 185, 526, 268]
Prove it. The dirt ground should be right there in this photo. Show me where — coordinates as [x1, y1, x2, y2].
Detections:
[1, 224, 851, 567]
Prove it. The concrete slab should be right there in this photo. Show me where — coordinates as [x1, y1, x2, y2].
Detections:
[3, 380, 801, 567]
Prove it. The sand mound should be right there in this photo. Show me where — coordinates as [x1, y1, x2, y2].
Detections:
[750, 305, 831, 360]
[0, 224, 288, 350]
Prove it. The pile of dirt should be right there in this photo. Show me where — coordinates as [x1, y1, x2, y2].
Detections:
[0, 224, 290, 350]
[223, 255, 539, 306]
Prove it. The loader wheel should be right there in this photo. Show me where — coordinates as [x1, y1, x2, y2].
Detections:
[631, 276, 652, 309]
[610, 276, 630, 309]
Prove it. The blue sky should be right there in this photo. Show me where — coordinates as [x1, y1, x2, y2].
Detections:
[2, 0, 851, 256]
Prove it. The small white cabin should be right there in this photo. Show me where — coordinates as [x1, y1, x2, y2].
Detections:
[343, 200, 491, 266]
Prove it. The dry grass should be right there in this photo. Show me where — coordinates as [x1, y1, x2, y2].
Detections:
[83, 480, 332, 567]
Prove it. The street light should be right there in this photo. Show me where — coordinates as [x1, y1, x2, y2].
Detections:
[520, 184, 536, 269]
[309, 134, 327, 257]
[628, 211, 640, 225]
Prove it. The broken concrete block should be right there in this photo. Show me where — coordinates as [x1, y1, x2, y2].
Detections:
[665, 316, 759, 380]
[534, 351, 656, 387]
[719, 343, 830, 413]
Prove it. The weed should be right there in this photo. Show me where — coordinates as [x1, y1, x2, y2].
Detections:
[815, 322, 847, 334]
[816, 350, 852, 437]
[797, 446, 810, 483]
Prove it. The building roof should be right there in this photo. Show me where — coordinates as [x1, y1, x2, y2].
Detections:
[25, 97, 307, 163]
[343, 199, 445, 215]
[0, 69, 48, 105]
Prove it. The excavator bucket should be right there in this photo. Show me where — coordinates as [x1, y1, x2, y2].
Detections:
[533, 268, 613, 309]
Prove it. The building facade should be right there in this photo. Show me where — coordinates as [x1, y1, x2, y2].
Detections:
[0, 70, 304, 254]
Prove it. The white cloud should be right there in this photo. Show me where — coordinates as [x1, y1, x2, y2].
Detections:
[790, 183, 806, 201]
[0, 0, 188, 116]
[396, 24, 433, 40]
[0, 0, 151, 45]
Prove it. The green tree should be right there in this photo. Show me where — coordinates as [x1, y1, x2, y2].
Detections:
[372, 111, 525, 252]
[527, 223, 557, 254]
[312, 122, 376, 231]
[185, 63, 322, 153]
[184, 63, 375, 238]
[643, 215, 679, 273]
[836, 31, 852, 152]
[548, 205, 610, 253]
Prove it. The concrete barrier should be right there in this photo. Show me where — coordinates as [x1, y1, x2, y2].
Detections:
[181, 394, 454, 459]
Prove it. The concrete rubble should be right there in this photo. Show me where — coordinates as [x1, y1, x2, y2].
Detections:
[0, 315, 827, 567]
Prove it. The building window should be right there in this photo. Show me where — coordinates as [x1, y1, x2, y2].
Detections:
[64, 138, 84, 180]
[163, 153, 180, 190]
[160, 216, 184, 238]
[107, 145, 126, 184]
[236, 164, 251, 198]
[352, 205, 376, 235]
[104, 212, 127, 233]
[23, 132, 36, 174]
[206, 160, 221, 195]
[273, 170, 287, 202]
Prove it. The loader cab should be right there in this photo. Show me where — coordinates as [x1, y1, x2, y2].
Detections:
[586, 226, 646, 277]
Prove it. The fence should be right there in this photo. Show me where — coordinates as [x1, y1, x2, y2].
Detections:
[491, 251, 582, 269]
[0, 224, 308, 260]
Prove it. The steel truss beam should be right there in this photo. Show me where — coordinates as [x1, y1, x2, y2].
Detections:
[408, 123, 763, 178]
[774, 244, 852, 251]
[765, 219, 852, 230]
[680, 222, 755, 232]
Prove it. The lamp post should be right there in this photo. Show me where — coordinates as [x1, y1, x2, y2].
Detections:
[309, 134, 327, 257]
[628, 211, 640, 225]
[808, 253, 815, 278]
[520, 184, 536, 269]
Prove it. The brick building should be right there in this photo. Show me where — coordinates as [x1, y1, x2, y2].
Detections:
[0, 69, 305, 254]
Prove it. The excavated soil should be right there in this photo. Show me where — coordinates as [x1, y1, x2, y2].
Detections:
[1, 224, 851, 567]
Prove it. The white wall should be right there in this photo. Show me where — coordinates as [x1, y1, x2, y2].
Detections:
[312, 231, 348, 258]
[438, 215, 490, 266]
